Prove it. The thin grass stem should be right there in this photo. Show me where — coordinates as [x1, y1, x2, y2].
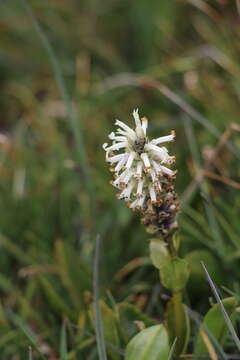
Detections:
[201, 262, 240, 352]
[93, 235, 108, 360]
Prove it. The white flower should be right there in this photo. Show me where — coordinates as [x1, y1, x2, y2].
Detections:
[103, 109, 177, 211]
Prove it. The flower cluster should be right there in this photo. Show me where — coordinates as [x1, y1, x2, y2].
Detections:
[103, 109, 177, 217]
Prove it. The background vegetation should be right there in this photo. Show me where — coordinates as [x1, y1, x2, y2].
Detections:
[0, 0, 239, 358]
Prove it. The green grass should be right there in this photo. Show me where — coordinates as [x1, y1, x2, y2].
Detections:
[0, 0, 239, 358]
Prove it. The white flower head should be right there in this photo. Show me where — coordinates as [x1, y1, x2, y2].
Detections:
[103, 109, 177, 211]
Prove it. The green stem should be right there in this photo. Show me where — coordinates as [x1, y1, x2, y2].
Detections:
[172, 291, 183, 336]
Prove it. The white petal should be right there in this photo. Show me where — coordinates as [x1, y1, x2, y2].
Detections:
[120, 181, 134, 199]
[151, 132, 175, 145]
[137, 192, 146, 208]
[149, 169, 157, 182]
[115, 120, 136, 138]
[149, 185, 157, 203]
[133, 108, 141, 127]
[118, 169, 128, 180]
[141, 117, 148, 135]
[145, 144, 169, 162]
[154, 181, 162, 192]
[158, 164, 175, 176]
[112, 176, 120, 188]
[112, 169, 127, 187]
[151, 160, 162, 174]
[108, 153, 126, 163]
[109, 132, 126, 142]
[136, 179, 144, 196]
[129, 198, 139, 209]
[125, 151, 136, 169]
[115, 155, 128, 172]
[135, 161, 143, 178]
[114, 136, 127, 142]
[140, 153, 151, 169]
[116, 128, 127, 136]
[108, 132, 115, 140]
[105, 141, 126, 152]
[121, 170, 133, 185]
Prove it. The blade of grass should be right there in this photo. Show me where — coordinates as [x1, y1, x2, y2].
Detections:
[221, 286, 240, 302]
[201, 262, 240, 352]
[187, 307, 228, 360]
[9, 312, 47, 360]
[60, 320, 68, 360]
[183, 116, 224, 255]
[93, 235, 108, 360]
[0, 232, 33, 265]
[29, 346, 33, 360]
[19, 0, 92, 196]
[168, 337, 178, 360]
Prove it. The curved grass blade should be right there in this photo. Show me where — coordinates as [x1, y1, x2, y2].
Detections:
[19, 0, 91, 194]
[9, 312, 47, 360]
[201, 262, 240, 352]
[60, 321, 67, 360]
[93, 235, 108, 360]
[187, 307, 228, 360]
[28, 346, 33, 360]
[168, 337, 177, 360]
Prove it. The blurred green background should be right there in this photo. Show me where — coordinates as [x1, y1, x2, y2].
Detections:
[0, 0, 240, 358]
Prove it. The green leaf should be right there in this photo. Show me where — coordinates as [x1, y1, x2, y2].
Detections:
[125, 324, 170, 360]
[149, 239, 171, 269]
[194, 297, 238, 358]
[160, 257, 190, 292]
[165, 294, 190, 355]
